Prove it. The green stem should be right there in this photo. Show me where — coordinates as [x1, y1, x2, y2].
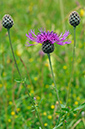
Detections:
[7, 29, 44, 129]
[47, 53, 61, 111]
[7, 29, 21, 79]
[66, 27, 76, 106]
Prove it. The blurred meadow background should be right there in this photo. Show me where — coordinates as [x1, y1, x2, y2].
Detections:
[0, 0, 85, 129]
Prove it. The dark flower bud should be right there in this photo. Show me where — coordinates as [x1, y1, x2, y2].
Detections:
[42, 40, 54, 53]
[69, 11, 80, 27]
[2, 14, 14, 29]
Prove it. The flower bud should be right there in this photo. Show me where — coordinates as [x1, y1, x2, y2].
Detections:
[2, 14, 14, 29]
[42, 40, 54, 53]
[69, 11, 80, 27]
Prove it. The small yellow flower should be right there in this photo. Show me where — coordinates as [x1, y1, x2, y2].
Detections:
[49, 93, 52, 96]
[45, 63, 49, 67]
[35, 104, 38, 107]
[80, 9, 84, 17]
[52, 83, 54, 87]
[45, 84, 49, 88]
[7, 59, 11, 64]
[51, 105, 55, 109]
[11, 111, 15, 116]
[36, 96, 40, 100]
[43, 112, 47, 116]
[74, 114, 77, 117]
[27, 85, 31, 88]
[27, 106, 31, 110]
[48, 115, 52, 119]
[60, 101, 62, 104]
[9, 101, 12, 105]
[63, 65, 67, 70]
[71, 40, 74, 44]
[17, 108, 20, 112]
[8, 119, 11, 122]
[3, 72, 6, 76]
[29, 58, 33, 62]
[16, 51, 22, 56]
[0, 84, 2, 88]
[75, 101, 78, 105]
[30, 90, 34, 94]
[77, 97, 80, 101]
[34, 77, 38, 81]
[6, 95, 9, 98]
[44, 123, 48, 126]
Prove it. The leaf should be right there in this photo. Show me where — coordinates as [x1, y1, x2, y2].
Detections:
[67, 120, 76, 129]
[62, 107, 69, 112]
[53, 122, 63, 129]
[74, 102, 85, 111]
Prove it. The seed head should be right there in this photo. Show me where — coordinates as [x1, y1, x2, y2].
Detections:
[42, 40, 54, 53]
[2, 14, 14, 29]
[69, 11, 80, 27]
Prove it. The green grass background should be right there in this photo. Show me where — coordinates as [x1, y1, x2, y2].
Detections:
[0, 0, 85, 128]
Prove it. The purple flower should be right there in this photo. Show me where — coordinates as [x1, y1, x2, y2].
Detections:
[26, 29, 71, 53]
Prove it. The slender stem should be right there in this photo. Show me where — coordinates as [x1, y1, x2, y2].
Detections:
[66, 27, 76, 106]
[47, 53, 61, 110]
[7, 29, 44, 129]
[7, 29, 21, 79]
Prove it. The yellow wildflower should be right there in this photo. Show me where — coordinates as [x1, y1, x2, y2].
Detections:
[0, 84, 2, 88]
[8, 119, 11, 122]
[7, 59, 11, 64]
[80, 9, 84, 17]
[77, 97, 80, 101]
[27, 106, 31, 110]
[48, 115, 52, 119]
[17, 108, 20, 112]
[34, 77, 38, 81]
[29, 58, 33, 62]
[30, 90, 34, 94]
[9, 101, 12, 105]
[45, 84, 49, 88]
[75, 101, 78, 105]
[63, 65, 67, 70]
[44, 123, 48, 126]
[51, 105, 55, 109]
[43, 112, 47, 116]
[27, 85, 31, 88]
[52, 83, 54, 87]
[36, 96, 40, 100]
[49, 93, 52, 96]
[16, 50, 22, 56]
[74, 114, 77, 117]
[3, 72, 6, 76]
[11, 111, 15, 116]
[45, 63, 49, 67]
[60, 101, 62, 104]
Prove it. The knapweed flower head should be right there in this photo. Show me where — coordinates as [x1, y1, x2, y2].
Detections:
[69, 11, 80, 27]
[2, 14, 14, 29]
[26, 29, 71, 53]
